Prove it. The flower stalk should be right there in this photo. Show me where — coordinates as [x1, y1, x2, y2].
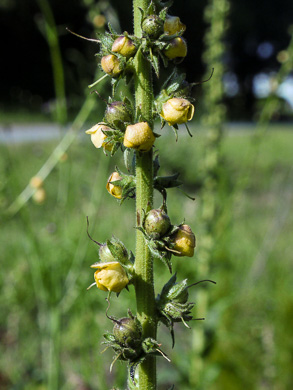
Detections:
[133, 1, 157, 388]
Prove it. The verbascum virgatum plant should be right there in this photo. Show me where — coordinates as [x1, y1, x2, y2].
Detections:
[82, 1, 216, 388]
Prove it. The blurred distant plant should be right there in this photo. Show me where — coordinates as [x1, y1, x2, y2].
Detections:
[36, 0, 67, 125]
[83, 0, 215, 388]
[189, 0, 230, 387]
[6, 1, 121, 216]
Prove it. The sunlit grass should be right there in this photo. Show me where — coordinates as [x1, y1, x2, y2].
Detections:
[1, 124, 293, 389]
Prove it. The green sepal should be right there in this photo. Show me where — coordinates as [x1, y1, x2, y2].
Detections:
[167, 278, 189, 302]
[106, 237, 129, 266]
[100, 128, 124, 156]
[154, 172, 182, 190]
[142, 337, 170, 361]
[158, 48, 169, 68]
[123, 148, 133, 173]
[103, 332, 116, 343]
[153, 153, 160, 177]
[154, 0, 173, 9]
[158, 273, 177, 299]
[171, 125, 178, 141]
[107, 22, 119, 36]
[111, 165, 136, 204]
[97, 31, 114, 54]
[150, 48, 160, 78]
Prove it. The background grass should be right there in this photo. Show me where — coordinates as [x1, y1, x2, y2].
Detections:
[1, 123, 293, 389]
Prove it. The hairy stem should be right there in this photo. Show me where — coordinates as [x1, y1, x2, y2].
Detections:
[133, 0, 157, 389]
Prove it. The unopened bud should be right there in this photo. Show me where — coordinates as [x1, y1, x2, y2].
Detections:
[144, 209, 171, 239]
[101, 54, 122, 78]
[161, 98, 194, 126]
[142, 15, 164, 39]
[170, 224, 196, 257]
[104, 101, 133, 126]
[112, 36, 137, 58]
[123, 122, 155, 152]
[163, 37, 187, 59]
[106, 172, 123, 199]
[164, 15, 186, 35]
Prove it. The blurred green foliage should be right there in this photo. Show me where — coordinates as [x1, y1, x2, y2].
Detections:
[1, 124, 293, 389]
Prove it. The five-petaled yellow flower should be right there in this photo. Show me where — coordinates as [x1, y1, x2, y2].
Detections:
[88, 261, 129, 293]
[85, 123, 113, 151]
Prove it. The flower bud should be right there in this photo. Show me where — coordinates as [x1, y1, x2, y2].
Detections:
[101, 54, 122, 78]
[106, 172, 123, 199]
[113, 317, 142, 349]
[142, 15, 164, 39]
[123, 122, 155, 152]
[104, 101, 133, 127]
[85, 123, 113, 151]
[161, 98, 194, 126]
[170, 224, 196, 257]
[163, 37, 187, 59]
[112, 36, 137, 58]
[144, 209, 171, 239]
[90, 261, 129, 293]
[164, 15, 186, 35]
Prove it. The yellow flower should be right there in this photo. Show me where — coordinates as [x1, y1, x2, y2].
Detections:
[32, 188, 46, 204]
[164, 15, 186, 35]
[112, 36, 137, 58]
[30, 176, 43, 189]
[161, 98, 194, 126]
[163, 37, 187, 59]
[106, 172, 123, 199]
[85, 123, 113, 151]
[101, 54, 122, 77]
[171, 224, 196, 257]
[88, 262, 129, 293]
[123, 122, 155, 152]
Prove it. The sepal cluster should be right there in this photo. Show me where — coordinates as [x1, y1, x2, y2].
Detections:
[94, 24, 139, 91]
[136, 2, 187, 77]
[86, 220, 134, 294]
[103, 310, 169, 383]
[156, 275, 216, 346]
[137, 206, 196, 272]
[106, 167, 136, 203]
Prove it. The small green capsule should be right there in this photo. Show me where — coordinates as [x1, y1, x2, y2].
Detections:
[144, 209, 171, 239]
[142, 15, 164, 39]
[104, 101, 133, 127]
[113, 317, 142, 349]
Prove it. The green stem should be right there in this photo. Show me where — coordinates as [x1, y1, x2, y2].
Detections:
[133, 1, 157, 389]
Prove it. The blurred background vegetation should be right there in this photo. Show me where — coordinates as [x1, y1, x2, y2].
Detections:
[0, 0, 293, 389]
